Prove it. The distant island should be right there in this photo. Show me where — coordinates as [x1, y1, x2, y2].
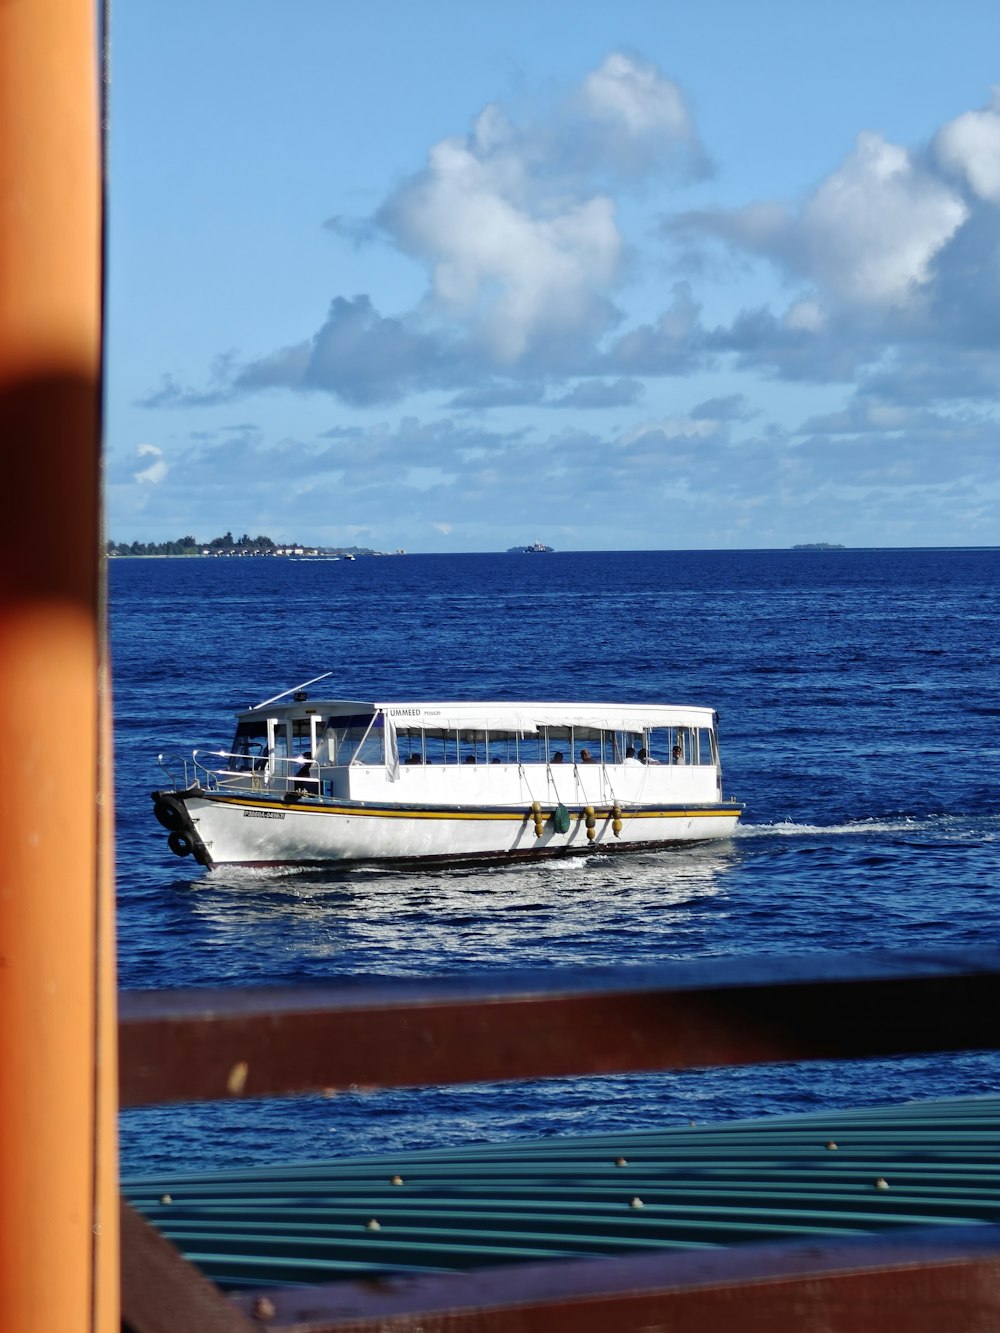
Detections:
[791, 543, 845, 551]
[107, 531, 403, 558]
[507, 542, 554, 554]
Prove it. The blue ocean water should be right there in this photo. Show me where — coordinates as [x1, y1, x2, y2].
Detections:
[112, 549, 1000, 1175]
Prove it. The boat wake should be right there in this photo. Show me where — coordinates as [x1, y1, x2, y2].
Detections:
[736, 812, 1000, 841]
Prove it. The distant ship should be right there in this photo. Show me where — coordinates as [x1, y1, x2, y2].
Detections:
[507, 542, 554, 553]
[791, 543, 845, 551]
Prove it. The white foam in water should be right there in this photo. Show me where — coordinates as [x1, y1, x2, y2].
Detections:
[736, 817, 918, 838]
[736, 812, 999, 840]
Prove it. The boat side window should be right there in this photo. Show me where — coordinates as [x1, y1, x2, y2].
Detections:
[327, 713, 382, 765]
[513, 732, 540, 765]
[488, 731, 517, 764]
[697, 726, 717, 765]
[642, 726, 700, 764]
[398, 727, 423, 764]
[642, 728, 666, 763]
[672, 727, 691, 764]
[663, 726, 712, 765]
[418, 728, 457, 765]
[461, 729, 491, 764]
[624, 731, 643, 762]
[290, 717, 313, 758]
[674, 726, 707, 765]
[543, 728, 570, 764]
[354, 715, 385, 765]
[573, 728, 602, 764]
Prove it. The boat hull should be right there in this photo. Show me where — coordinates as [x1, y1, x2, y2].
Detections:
[154, 790, 743, 869]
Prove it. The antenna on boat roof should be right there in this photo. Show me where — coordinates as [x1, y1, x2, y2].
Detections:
[249, 671, 333, 711]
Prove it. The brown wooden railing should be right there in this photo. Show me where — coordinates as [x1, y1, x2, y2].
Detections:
[120, 950, 1000, 1332]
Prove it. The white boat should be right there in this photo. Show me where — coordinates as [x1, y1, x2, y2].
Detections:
[152, 676, 743, 869]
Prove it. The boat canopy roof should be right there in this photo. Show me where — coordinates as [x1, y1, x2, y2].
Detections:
[241, 698, 717, 732]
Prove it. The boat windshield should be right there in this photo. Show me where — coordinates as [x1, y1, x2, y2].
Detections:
[229, 719, 268, 771]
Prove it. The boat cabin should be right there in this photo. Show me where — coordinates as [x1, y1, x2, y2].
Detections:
[205, 699, 725, 807]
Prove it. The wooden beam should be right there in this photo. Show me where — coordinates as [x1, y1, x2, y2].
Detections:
[119, 951, 1000, 1106]
[0, 1, 117, 1330]
[121, 1202, 256, 1333]
[222, 1224, 1000, 1332]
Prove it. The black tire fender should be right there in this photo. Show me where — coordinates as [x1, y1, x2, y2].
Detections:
[154, 797, 187, 833]
[167, 829, 194, 857]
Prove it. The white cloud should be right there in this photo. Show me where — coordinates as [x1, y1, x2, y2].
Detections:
[234, 296, 453, 405]
[381, 118, 623, 364]
[375, 53, 704, 367]
[140, 52, 712, 410]
[546, 377, 645, 409]
[133, 43, 1000, 510]
[601, 282, 704, 375]
[799, 398, 927, 435]
[797, 132, 967, 307]
[662, 102, 1000, 395]
[619, 416, 716, 446]
[697, 131, 968, 312]
[933, 89, 1000, 203]
[580, 52, 693, 140]
[785, 299, 825, 333]
[133, 443, 167, 485]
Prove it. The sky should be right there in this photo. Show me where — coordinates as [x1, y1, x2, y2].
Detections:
[105, 0, 1000, 552]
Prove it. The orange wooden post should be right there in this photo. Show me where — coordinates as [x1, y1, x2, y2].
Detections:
[0, 1, 118, 1331]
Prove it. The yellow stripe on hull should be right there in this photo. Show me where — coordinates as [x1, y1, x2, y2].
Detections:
[206, 795, 741, 822]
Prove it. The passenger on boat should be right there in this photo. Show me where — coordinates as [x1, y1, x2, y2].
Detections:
[293, 753, 315, 791]
[638, 747, 660, 765]
[624, 746, 641, 765]
[551, 751, 564, 763]
[579, 749, 596, 764]
[464, 755, 476, 764]
[672, 745, 684, 763]
[404, 754, 422, 764]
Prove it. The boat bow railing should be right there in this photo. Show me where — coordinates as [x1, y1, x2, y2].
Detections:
[187, 750, 324, 796]
[155, 752, 192, 790]
[190, 749, 240, 791]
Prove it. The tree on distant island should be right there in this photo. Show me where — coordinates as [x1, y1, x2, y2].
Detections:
[203, 531, 276, 551]
[107, 535, 199, 556]
[105, 532, 385, 557]
[107, 531, 281, 557]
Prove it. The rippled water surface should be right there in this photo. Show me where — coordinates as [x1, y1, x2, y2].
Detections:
[111, 549, 1000, 1172]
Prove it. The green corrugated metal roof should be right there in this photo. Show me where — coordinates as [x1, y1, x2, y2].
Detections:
[123, 1096, 1000, 1291]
